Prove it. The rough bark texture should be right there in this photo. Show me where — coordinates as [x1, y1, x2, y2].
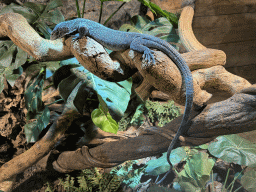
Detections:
[50, 84, 256, 173]
[0, 4, 255, 190]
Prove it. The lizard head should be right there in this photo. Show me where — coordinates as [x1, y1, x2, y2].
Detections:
[50, 21, 77, 40]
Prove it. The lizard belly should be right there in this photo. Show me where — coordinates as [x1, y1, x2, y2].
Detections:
[100, 41, 130, 51]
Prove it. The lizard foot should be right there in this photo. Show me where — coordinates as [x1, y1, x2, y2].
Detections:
[142, 49, 155, 68]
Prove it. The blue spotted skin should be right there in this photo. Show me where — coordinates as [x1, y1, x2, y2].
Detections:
[51, 18, 194, 168]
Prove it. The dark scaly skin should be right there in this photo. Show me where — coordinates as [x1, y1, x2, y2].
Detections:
[51, 18, 194, 169]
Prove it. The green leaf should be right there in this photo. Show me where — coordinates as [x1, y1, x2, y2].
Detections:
[0, 42, 27, 87]
[43, 9, 65, 25]
[60, 57, 80, 66]
[44, 0, 63, 12]
[91, 105, 118, 134]
[23, 2, 46, 16]
[24, 68, 50, 143]
[53, 63, 132, 122]
[147, 26, 173, 36]
[25, 68, 45, 118]
[5, 66, 23, 87]
[36, 21, 52, 39]
[208, 135, 256, 167]
[23, 0, 65, 26]
[241, 169, 256, 192]
[0, 43, 16, 68]
[145, 147, 186, 176]
[0, 3, 37, 23]
[119, 16, 180, 46]
[131, 15, 151, 29]
[14, 47, 28, 69]
[119, 24, 142, 33]
[137, 0, 178, 27]
[196, 144, 209, 150]
[177, 152, 215, 191]
[24, 106, 50, 143]
[0, 75, 5, 93]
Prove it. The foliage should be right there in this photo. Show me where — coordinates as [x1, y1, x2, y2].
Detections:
[176, 151, 216, 191]
[221, 168, 244, 192]
[91, 104, 119, 134]
[24, 67, 50, 143]
[0, 0, 64, 39]
[241, 168, 256, 192]
[0, 0, 64, 93]
[53, 62, 132, 133]
[111, 160, 146, 188]
[137, 0, 178, 28]
[74, 0, 178, 27]
[145, 147, 186, 176]
[117, 115, 133, 131]
[145, 100, 180, 127]
[118, 100, 180, 131]
[208, 134, 256, 167]
[0, 42, 26, 93]
[119, 15, 181, 50]
[129, 103, 145, 126]
[57, 168, 122, 192]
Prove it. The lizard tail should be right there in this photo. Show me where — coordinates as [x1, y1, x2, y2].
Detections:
[143, 38, 194, 168]
[163, 42, 193, 168]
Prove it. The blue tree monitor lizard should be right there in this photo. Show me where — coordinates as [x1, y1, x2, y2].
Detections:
[50, 18, 194, 169]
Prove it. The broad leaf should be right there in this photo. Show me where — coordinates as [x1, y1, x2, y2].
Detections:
[25, 69, 45, 118]
[145, 147, 186, 176]
[241, 169, 256, 192]
[24, 68, 50, 143]
[177, 152, 215, 191]
[119, 16, 180, 49]
[0, 3, 36, 23]
[0, 76, 5, 93]
[24, 106, 50, 143]
[91, 105, 118, 134]
[208, 135, 256, 167]
[137, 0, 178, 28]
[0, 41, 28, 89]
[53, 61, 132, 123]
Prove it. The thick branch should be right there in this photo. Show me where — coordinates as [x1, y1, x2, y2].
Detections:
[0, 12, 230, 106]
[178, 5, 206, 51]
[51, 85, 256, 173]
[0, 109, 82, 183]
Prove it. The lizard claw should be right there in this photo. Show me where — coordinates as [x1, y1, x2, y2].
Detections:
[142, 49, 155, 68]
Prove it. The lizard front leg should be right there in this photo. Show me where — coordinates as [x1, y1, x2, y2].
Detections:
[74, 26, 89, 40]
[130, 37, 156, 68]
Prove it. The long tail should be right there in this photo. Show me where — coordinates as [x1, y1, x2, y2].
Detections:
[144, 37, 194, 167]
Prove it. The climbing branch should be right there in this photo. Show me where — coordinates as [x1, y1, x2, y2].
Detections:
[0, 5, 255, 187]
[46, 85, 256, 173]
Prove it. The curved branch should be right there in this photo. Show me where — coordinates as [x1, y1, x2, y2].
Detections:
[0, 11, 254, 181]
[50, 85, 256, 173]
[178, 5, 206, 51]
[193, 65, 251, 95]
[0, 13, 72, 61]
[0, 109, 82, 183]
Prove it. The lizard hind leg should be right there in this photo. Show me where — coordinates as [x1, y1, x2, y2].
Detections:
[130, 37, 156, 68]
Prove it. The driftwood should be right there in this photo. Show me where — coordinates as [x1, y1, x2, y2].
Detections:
[51, 84, 256, 173]
[0, 4, 255, 191]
